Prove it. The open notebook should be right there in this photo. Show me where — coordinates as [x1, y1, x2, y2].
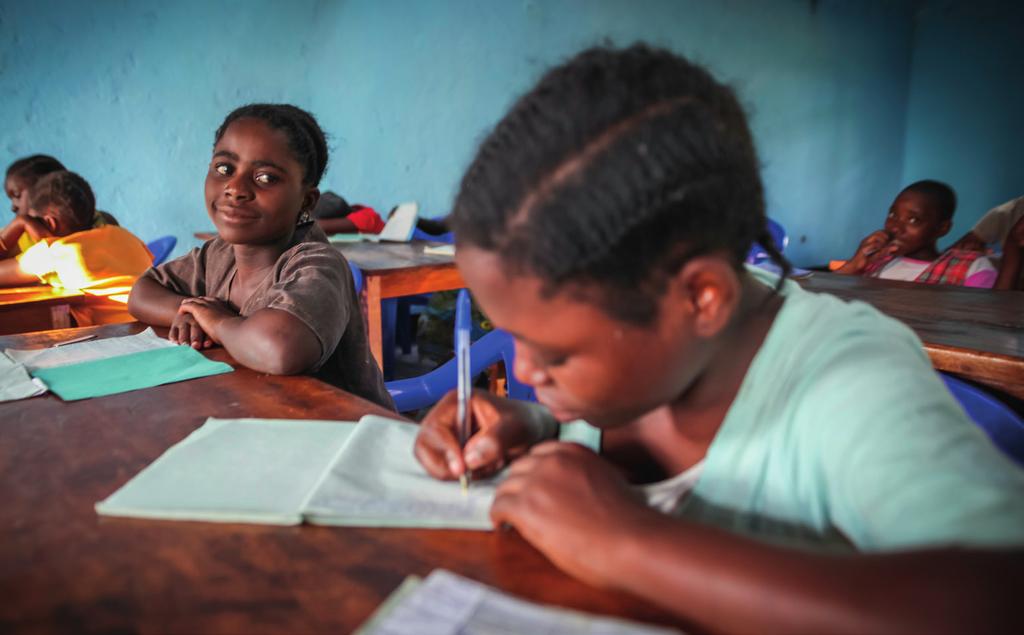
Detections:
[96, 415, 499, 529]
[330, 202, 419, 243]
[356, 569, 681, 635]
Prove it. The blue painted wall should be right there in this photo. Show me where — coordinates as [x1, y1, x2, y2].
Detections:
[2, 0, 1011, 266]
[901, 0, 1024, 248]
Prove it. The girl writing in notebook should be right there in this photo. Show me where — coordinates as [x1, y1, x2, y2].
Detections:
[128, 104, 393, 409]
[414, 45, 1023, 632]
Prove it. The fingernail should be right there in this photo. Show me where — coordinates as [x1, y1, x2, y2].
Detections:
[464, 449, 482, 467]
[446, 451, 461, 474]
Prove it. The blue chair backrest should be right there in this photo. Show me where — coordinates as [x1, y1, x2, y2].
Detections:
[348, 262, 364, 295]
[386, 329, 533, 412]
[942, 373, 1024, 466]
[146, 235, 177, 266]
[412, 227, 455, 244]
[746, 218, 788, 264]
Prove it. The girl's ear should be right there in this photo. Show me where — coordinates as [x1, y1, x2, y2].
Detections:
[301, 188, 320, 217]
[668, 257, 741, 339]
[43, 214, 59, 234]
[938, 218, 952, 238]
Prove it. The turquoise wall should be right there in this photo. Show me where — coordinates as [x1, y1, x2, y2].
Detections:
[2, 0, 1011, 266]
[901, 0, 1024, 248]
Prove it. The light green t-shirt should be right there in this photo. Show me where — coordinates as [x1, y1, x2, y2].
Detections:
[683, 268, 1024, 551]
[571, 267, 1024, 552]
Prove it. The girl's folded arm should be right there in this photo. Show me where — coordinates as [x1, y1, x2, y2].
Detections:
[211, 307, 321, 376]
[127, 276, 189, 325]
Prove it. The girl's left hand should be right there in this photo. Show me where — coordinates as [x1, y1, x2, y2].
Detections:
[489, 441, 656, 588]
[177, 297, 239, 343]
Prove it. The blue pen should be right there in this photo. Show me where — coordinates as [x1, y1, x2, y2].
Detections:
[455, 289, 472, 492]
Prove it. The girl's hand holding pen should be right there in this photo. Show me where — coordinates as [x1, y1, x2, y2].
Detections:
[414, 389, 557, 481]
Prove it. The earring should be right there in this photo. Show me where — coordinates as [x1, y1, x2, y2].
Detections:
[297, 209, 312, 225]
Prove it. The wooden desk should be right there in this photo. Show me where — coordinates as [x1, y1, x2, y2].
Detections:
[334, 241, 464, 369]
[0, 286, 88, 335]
[798, 273, 1024, 399]
[0, 323, 681, 633]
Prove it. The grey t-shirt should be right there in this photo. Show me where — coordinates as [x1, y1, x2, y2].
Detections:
[143, 223, 394, 410]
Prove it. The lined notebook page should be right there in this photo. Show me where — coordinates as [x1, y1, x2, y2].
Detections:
[357, 569, 682, 635]
[304, 415, 499, 530]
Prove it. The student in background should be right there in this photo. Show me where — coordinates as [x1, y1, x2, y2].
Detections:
[0, 170, 151, 325]
[951, 195, 1024, 252]
[835, 180, 998, 287]
[2, 155, 119, 258]
[312, 191, 386, 234]
[414, 45, 1023, 633]
[128, 104, 393, 409]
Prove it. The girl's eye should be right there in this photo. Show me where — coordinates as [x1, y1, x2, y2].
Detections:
[254, 173, 278, 185]
[214, 163, 232, 176]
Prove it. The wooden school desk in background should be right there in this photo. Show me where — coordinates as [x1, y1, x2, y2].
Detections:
[0, 323, 683, 634]
[0, 285, 125, 336]
[798, 272, 1024, 400]
[333, 240, 464, 369]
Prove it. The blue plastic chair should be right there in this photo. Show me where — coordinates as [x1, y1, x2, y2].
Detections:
[942, 373, 1024, 466]
[746, 218, 788, 264]
[412, 227, 455, 244]
[386, 329, 534, 413]
[146, 236, 177, 266]
[348, 262, 364, 295]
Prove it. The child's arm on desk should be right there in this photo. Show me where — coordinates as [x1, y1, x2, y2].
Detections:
[128, 277, 213, 349]
[489, 443, 1022, 634]
[0, 216, 54, 258]
[176, 299, 322, 375]
[0, 257, 42, 286]
[316, 217, 359, 235]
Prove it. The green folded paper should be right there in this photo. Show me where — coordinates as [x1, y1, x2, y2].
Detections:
[32, 345, 233, 401]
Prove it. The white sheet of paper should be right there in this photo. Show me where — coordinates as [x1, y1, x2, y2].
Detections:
[357, 569, 682, 635]
[5, 327, 175, 372]
[304, 415, 499, 529]
[0, 354, 47, 402]
[422, 244, 455, 256]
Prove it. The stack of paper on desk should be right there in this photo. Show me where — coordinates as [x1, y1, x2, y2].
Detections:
[5, 327, 175, 370]
[356, 569, 682, 635]
[1, 328, 232, 402]
[0, 355, 47, 402]
[96, 416, 499, 530]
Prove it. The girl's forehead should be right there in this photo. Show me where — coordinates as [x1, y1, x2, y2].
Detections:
[458, 246, 613, 331]
[215, 118, 296, 161]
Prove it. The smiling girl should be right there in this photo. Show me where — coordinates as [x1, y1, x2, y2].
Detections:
[128, 104, 393, 409]
[414, 45, 1024, 633]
